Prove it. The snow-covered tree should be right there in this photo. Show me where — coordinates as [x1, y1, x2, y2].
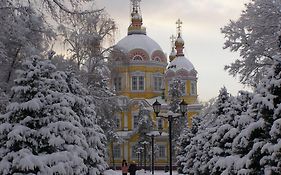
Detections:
[221, 0, 281, 86]
[0, 88, 9, 114]
[136, 103, 153, 140]
[0, 57, 107, 174]
[0, 0, 54, 91]
[229, 59, 281, 174]
[58, 11, 116, 70]
[178, 87, 254, 175]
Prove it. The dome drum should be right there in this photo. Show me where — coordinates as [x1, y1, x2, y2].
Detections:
[115, 34, 167, 64]
[129, 49, 149, 61]
[165, 69, 197, 80]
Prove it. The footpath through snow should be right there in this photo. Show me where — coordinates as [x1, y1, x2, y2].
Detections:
[104, 169, 182, 175]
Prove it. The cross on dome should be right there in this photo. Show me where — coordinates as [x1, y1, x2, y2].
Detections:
[170, 35, 176, 49]
[176, 19, 183, 35]
[131, 0, 141, 13]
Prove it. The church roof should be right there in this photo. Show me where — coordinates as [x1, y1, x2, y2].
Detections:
[167, 55, 195, 72]
[115, 34, 163, 58]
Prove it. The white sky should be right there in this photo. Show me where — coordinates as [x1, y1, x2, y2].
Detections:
[95, 0, 251, 102]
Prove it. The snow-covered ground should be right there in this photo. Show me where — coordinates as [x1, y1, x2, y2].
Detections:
[104, 169, 181, 175]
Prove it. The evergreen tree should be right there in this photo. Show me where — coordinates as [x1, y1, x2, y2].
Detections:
[222, 0, 281, 86]
[0, 57, 107, 174]
[231, 60, 281, 174]
[179, 87, 254, 175]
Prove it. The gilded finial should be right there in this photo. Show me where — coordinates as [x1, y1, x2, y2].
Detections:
[176, 19, 183, 35]
[170, 35, 176, 49]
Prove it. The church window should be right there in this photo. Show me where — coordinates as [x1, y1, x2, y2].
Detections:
[181, 83, 186, 95]
[190, 81, 197, 95]
[154, 77, 162, 91]
[113, 144, 121, 159]
[114, 115, 121, 129]
[158, 145, 166, 158]
[131, 144, 138, 159]
[132, 76, 145, 91]
[133, 55, 143, 61]
[154, 57, 161, 62]
[114, 77, 122, 91]
[133, 115, 139, 129]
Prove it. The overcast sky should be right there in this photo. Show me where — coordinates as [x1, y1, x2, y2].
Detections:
[95, 0, 251, 102]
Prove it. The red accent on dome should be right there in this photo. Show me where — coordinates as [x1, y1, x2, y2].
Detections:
[128, 49, 149, 61]
[152, 50, 167, 63]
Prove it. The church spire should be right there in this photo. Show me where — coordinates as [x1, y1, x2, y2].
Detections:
[128, 0, 146, 35]
[169, 35, 176, 62]
[175, 19, 185, 57]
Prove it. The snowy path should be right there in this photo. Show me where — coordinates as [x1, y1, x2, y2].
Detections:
[104, 169, 182, 175]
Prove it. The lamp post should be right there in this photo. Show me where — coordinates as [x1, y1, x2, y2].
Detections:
[146, 131, 161, 175]
[152, 99, 188, 175]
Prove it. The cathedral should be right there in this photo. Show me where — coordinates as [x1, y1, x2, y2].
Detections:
[109, 0, 202, 169]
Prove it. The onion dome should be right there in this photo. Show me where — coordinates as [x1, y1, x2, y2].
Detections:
[128, 0, 146, 35]
[166, 19, 197, 79]
[116, 34, 164, 61]
[169, 35, 177, 62]
[169, 48, 177, 62]
[114, 0, 166, 63]
[175, 34, 184, 57]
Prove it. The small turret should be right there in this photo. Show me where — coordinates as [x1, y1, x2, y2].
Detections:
[128, 0, 146, 35]
[169, 35, 177, 62]
[175, 19, 184, 57]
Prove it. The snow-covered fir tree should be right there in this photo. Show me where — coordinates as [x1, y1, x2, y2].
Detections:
[229, 60, 281, 174]
[222, 0, 281, 86]
[0, 57, 107, 175]
[178, 87, 254, 175]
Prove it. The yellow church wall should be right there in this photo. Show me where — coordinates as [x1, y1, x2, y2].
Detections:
[115, 66, 165, 73]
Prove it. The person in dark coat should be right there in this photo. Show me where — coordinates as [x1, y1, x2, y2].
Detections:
[128, 161, 137, 175]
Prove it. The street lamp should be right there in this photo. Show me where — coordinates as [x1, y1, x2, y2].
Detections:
[152, 99, 188, 175]
[152, 100, 161, 117]
[146, 131, 161, 175]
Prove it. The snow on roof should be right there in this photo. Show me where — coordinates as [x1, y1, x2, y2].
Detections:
[146, 96, 168, 106]
[115, 34, 163, 57]
[167, 55, 195, 72]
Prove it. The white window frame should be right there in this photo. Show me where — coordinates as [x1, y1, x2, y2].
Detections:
[153, 76, 163, 92]
[113, 144, 121, 159]
[132, 112, 139, 129]
[131, 72, 145, 91]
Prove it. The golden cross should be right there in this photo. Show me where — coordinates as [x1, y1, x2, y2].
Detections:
[131, 0, 141, 9]
[170, 35, 176, 48]
[176, 19, 183, 34]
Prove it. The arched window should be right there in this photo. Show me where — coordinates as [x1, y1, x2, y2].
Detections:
[154, 57, 161, 62]
[132, 55, 143, 61]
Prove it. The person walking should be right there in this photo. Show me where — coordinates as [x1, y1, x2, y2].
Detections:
[121, 159, 128, 175]
[128, 161, 137, 175]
